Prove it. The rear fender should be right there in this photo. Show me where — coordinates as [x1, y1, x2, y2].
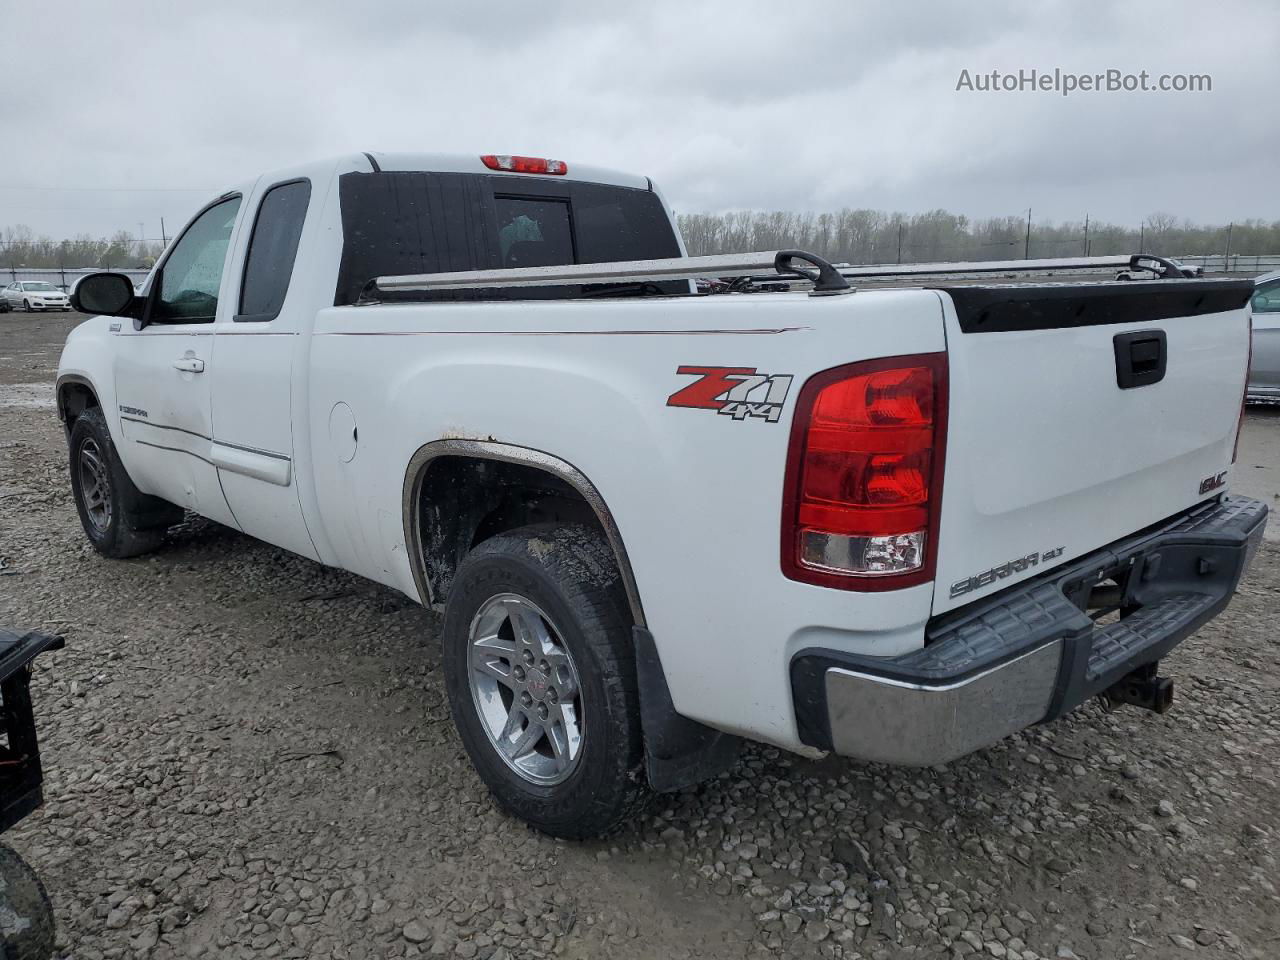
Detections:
[400, 437, 646, 626]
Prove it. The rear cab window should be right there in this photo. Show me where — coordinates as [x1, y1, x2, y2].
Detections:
[237, 179, 311, 321]
[334, 172, 682, 305]
[495, 196, 573, 267]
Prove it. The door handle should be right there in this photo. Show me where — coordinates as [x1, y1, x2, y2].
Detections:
[172, 357, 206, 373]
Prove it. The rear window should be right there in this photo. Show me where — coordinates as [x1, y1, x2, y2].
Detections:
[495, 196, 574, 267]
[335, 172, 681, 305]
[571, 181, 683, 266]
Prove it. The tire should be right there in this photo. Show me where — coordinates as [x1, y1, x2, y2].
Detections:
[441, 524, 648, 838]
[0, 843, 55, 960]
[23, 299, 31, 312]
[68, 406, 178, 558]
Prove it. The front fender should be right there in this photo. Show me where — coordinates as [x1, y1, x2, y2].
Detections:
[56, 316, 119, 433]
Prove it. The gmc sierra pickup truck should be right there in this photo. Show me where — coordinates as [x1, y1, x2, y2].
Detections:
[57, 152, 1266, 837]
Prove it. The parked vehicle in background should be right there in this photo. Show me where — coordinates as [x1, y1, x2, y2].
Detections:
[1, 282, 71, 312]
[1116, 259, 1203, 281]
[55, 152, 1265, 838]
[1249, 269, 1280, 402]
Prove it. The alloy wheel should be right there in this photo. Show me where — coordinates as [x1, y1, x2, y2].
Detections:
[467, 593, 585, 785]
[78, 439, 112, 533]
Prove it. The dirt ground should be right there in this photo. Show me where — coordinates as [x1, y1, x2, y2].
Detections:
[1, 311, 1277, 960]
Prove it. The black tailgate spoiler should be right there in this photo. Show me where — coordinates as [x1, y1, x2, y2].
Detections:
[936, 278, 1255, 334]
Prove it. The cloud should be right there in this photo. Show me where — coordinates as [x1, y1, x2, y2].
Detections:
[2, 0, 1276, 240]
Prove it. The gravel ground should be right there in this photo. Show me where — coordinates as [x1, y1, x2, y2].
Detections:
[0, 311, 1278, 960]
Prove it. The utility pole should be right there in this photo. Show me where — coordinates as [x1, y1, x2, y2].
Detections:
[1083, 213, 1090, 256]
[160, 218, 168, 248]
[1023, 208, 1032, 259]
[1224, 221, 1234, 272]
[1139, 221, 1145, 253]
[897, 223, 904, 264]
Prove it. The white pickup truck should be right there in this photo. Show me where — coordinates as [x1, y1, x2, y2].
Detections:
[57, 152, 1266, 837]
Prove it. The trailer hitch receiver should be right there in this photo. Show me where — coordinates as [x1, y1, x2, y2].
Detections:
[1101, 662, 1174, 714]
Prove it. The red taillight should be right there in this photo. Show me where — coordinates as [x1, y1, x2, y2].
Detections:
[781, 354, 948, 591]
[480, 154, 568, 175]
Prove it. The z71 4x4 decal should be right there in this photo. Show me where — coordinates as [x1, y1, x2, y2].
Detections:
[666, 366, 794, 423]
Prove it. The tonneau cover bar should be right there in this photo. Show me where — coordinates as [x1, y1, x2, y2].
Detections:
[370, 252, 1185, 295]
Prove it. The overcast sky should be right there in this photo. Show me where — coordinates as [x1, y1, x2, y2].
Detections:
[3, 0, 1277, 241]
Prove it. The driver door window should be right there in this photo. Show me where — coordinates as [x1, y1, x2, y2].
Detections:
[152, 197, 241, 323]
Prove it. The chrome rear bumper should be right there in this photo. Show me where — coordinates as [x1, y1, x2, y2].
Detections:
[791, 496, 1268, 766]
[825, 641, 1062, 765]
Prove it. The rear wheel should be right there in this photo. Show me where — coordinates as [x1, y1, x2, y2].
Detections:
[69, 407, 179, 558]
[441, 524, 648, 838]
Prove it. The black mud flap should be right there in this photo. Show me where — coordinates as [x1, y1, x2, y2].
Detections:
[633, 627, 741, 792]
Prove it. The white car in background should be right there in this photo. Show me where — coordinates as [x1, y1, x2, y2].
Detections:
[1, 281, 72, 312]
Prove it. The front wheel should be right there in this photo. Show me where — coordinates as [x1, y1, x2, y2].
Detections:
[23, 299, 31, 312]
[441, 524, 648, 838]
[69, 407, 178, 558]
[0, 843, 55, 960]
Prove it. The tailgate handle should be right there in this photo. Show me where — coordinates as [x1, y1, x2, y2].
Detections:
[1113, 330, 1167, 389]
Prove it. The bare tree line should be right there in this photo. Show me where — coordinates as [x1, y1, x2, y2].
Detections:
[1, 225, 166, 270]
[5, 209, 1278, 271]
[677, 209, 1279, 263]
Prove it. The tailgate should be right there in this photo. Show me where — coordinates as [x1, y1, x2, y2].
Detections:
[932, 279, 1254, 614]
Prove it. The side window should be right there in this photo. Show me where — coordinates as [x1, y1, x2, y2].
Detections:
[1253, 280, 1280, 314]
[494, 196, 574, 267]
[151, 196, 241, 323]
[237, 179, 311, 322]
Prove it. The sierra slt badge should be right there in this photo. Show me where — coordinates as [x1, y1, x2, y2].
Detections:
[666, 366, 794, 423]
[950, 546, 1065, 599]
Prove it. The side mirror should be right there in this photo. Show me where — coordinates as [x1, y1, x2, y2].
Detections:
[70, 272, 137, 316]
